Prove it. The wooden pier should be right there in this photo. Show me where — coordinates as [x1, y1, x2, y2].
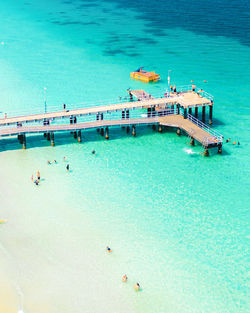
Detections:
[0, 86, 223, 155]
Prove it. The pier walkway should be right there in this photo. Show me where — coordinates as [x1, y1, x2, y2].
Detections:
[0, 86, 223, 154]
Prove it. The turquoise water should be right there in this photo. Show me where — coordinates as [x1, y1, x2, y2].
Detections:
[0, 1, 249, 312]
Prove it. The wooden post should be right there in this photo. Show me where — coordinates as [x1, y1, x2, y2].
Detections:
[105, 127, 109, 140]
[209, 105, 213, 125]
[132, 125, 136, 136]
[158, 125, 162, 133]
[177, 104, 180, 115]
[218, 144, 222, 154]
[177, 128, 181, 136]
[204, 148, 209, 156]
[22, 134, 26, 149]
[51, 132, 55, 146]
[195, 107, 198, 118]
[147, 107, 151, 118]
[78, 130, 82, 142]
[202, 106, 206, 122]
[190, 137, 195, 146]
[184, 108, 187, 119]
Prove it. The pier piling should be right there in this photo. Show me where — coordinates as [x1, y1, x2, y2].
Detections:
[100, 128, 104, 136]
[126, 126, 130, 133]
[105, 127, 109, 140]
[177, 128, 181, 136]
[22, 134, 26, 149]
[188, 108, 192, 115]
[204, 148, 209, 156]
[190, 137, 195, 146]
[51, 132, 55, 146]
[73, 131, 77, 139]
[47, 132, 50, 141]
[202, 106, 206, 122]
[218, 144, 222, 154]
[78, 130, 82, 142]
[132, 125, 136, 136]
[209, 104, 213, 125]
[195, 107, 198, 118]
[158, 125, 162, 133]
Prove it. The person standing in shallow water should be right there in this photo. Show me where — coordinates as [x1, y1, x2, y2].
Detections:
[37, 170, 40, 180]
[66, 164, 69, 171]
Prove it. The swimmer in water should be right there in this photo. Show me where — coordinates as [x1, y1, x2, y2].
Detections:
[238, 141, 240, 145]
[122, 274, 128, 282]
[66, 164, 69, 171]
[91, 150, 96, 155]
[54, 160, 57, 164]
[106, 246, 112, 253]
[134, 282, 140, 291]
[47, 160, 51, 165]
[226, 139, 229, 143]
[63, 156, 67, 162]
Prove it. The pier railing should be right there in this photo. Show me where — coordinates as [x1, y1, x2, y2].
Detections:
[186, 113, 223, 145]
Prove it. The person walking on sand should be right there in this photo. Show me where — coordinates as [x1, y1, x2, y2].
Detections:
[37, 170, 40, 181]
[66, 164, 69, 171]
[122, 274, 128, 282]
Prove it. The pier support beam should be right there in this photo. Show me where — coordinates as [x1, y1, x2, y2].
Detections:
[100, 128, 104, 136]
[78, 130, 82, 142]
[51, 132, 55, 146]
[132, 125, 136, 137]
[158, 125, 162, 133]
[202, 106, 206, 123]
[204, 148, 209, 157]
[218, 144, 222, 154]
[126, 126, 130, 133]
[177, 104, 180, 115]
[195, 107, 198, 119]
[105, 127, 109, 140]
[177, 128, 181, 136]
[22, 134, 26, 149]
[190, 137, 195, 146]
[184, 108, 187, 119]
[147, 107, 151, 118]
[209, 105, 213, 125]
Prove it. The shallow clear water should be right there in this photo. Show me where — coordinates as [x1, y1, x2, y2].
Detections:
[0, 1, 249, 313]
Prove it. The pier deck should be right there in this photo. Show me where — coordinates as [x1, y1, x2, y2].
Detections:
[0, 86, 222, 153]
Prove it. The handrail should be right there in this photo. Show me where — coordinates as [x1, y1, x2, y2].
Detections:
[0, 109, 178, 136]
[186, 113, 223, 144]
